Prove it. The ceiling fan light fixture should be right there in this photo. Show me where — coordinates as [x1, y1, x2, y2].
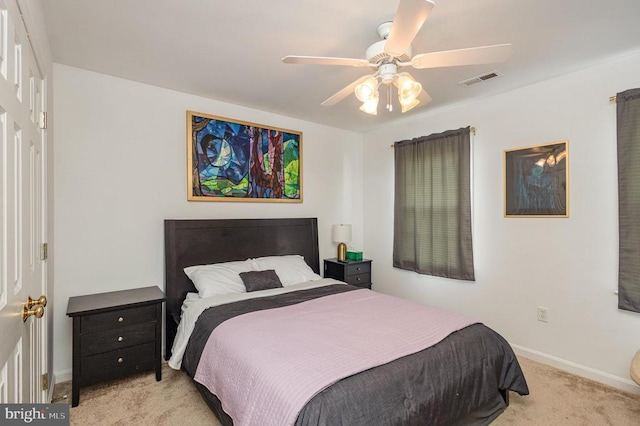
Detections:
[360, 95, 379, 115]
[400, 98, 420, 113]
[355, 76, 378, 102]
[397, 73, 422, 104]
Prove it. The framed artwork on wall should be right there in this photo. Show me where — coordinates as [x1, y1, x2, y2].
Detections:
[504, 141, 569, 217]
[186, 111, 302, 202]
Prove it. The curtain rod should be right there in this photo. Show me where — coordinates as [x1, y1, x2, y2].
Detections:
[390, 127, 476, 147]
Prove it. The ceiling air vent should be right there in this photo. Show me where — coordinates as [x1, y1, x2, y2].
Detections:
[459, 71, 500, 87]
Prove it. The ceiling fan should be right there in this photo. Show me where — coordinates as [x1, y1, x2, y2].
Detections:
[282, 0, 512, 115]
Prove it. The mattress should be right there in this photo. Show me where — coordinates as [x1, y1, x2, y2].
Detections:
[174, 281, 529, 425]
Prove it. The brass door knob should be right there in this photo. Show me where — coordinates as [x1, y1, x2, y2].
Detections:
[22, 304, 45, 322]
[23, 295, 47, 321]
[26, 295, 47, 309]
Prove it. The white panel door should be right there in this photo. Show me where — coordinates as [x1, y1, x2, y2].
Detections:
[0, 0, 48, 404]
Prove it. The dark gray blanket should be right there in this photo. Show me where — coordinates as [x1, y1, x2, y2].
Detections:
[183, 285, 528, 425]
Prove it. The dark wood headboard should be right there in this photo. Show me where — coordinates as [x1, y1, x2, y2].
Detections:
[164, 218, 319, 359]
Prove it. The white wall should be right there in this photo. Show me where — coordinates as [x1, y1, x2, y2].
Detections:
[52, 64, 364, 379]
[362, 51, 640, 394]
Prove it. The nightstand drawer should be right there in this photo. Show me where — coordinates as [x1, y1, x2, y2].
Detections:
[81, 342, 156, 386]
[324, 258, 373, 289]
[346, 262, 371, 276]
[81, 322, 156, 356]
[81, 305, 156, 333]
[345, 273, 371, 287]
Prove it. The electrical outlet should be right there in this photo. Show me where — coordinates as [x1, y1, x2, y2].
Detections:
[537, 306, 549, 323]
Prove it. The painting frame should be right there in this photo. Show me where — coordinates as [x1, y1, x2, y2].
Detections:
[504, 141, 569, 218]
[187, 110, 303, 202]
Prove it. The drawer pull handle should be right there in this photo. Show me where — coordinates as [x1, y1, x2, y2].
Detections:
[117, 336, 124, 342]
[356, 277, 361, 281]
[117, 357, 124, 363]
[356, 267, 361, 271]
[118, 317, 124, 322]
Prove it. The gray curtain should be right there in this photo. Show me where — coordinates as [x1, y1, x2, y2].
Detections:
[393, 127, 475, 281]
[617, 88, 640, 313]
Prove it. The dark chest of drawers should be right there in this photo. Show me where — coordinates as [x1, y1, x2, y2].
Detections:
[66, 286, 165, 407]
[324, 258, 372, 289]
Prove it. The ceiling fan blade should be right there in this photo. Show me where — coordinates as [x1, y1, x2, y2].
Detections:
[417, 88, 432, 105]
[411, 43, 513, 69]
[321, 75, 372, 106]
[282, 55, 371, 67]
[385, 0, 435, 57]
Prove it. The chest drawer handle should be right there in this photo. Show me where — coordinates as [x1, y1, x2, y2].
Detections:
[356, 277, 361, 281]
[117, 357, 124, 364]
[117, 336, 124, 342]
[118, 317, 124, 322]
[356, 267, 361, 271]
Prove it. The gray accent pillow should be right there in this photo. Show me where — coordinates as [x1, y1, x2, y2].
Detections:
[239, 269, 283, 292]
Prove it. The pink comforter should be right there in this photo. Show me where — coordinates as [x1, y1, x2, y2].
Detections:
[194, 288, 477, 426]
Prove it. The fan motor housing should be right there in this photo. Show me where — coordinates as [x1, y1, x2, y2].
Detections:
[366, 40, 412, 64]
[366, 21, 412, 64]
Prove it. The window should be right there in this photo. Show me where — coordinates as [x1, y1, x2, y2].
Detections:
[393, 127, 475, 281]
[617, 88, 640, 313]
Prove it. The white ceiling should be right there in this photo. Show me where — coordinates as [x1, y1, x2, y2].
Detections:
[39, 0, 640, 133]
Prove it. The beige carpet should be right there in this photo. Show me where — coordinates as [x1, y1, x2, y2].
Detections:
[53, 357, 640, 425]
[493, 357, 640, 425]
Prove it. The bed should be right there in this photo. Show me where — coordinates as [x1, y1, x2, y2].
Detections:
[164, 218, 528, 425]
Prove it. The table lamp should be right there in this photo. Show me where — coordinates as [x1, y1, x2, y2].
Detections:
[332, 224, 352, 262]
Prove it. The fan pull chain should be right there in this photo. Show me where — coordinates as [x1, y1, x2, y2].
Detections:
[386, 85, 393, 112]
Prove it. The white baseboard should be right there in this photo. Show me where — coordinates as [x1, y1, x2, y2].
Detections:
[511, 344, 640, 395]
[53, 369, 72, 385]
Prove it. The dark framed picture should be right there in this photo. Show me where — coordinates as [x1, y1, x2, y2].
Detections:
[187, 110, 302, 202]
[504, 141, 569, 217]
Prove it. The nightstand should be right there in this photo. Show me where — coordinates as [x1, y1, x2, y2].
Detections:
[324, 258, 372, 289]
[66, 286, 165, 407]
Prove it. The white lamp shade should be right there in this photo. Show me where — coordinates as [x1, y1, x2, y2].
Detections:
[354, 76, 378, 102]
[397, 73, 422, 104]
[359, 96, 379, 115]
[400, 98, 420, 113]
[332, 224, 352, 243]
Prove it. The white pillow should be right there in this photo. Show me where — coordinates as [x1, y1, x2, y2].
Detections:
[184, 259, 254, 297]
[252, 255, 322, 287]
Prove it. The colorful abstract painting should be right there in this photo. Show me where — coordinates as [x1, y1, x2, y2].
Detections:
[187, 111, 302, 202]
[504, 141, 568, 217]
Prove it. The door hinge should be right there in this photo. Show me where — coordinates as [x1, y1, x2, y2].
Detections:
[40, 243, 48, 260]
[41, 373, 48, 391]
[39, 112, 47, 130]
